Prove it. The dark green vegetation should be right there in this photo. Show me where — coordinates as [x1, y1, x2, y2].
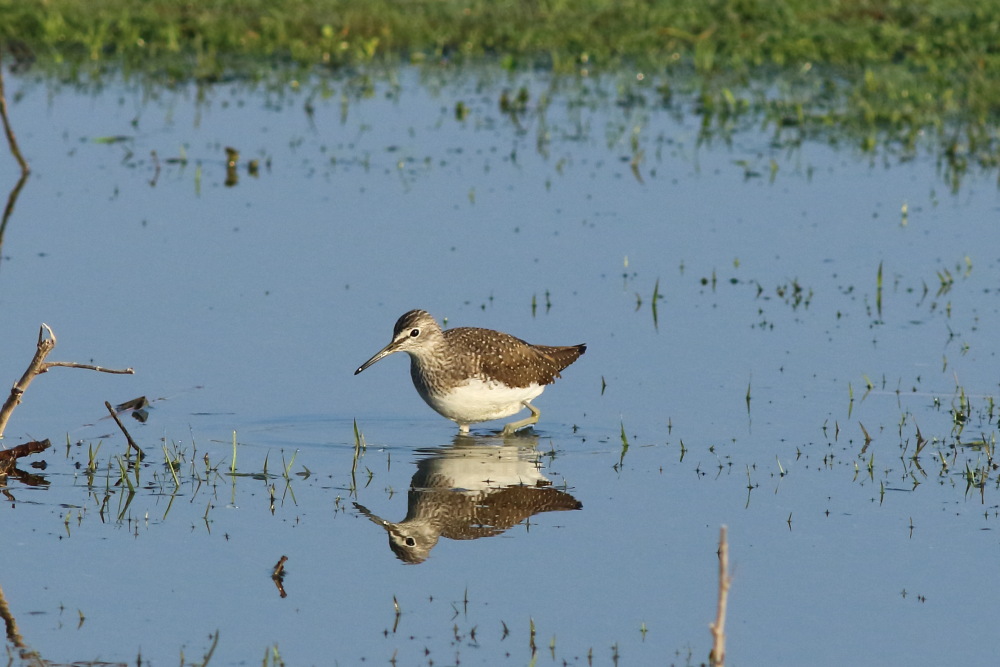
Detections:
[2, 0, 998, 76]
[2, 1, 999, 185]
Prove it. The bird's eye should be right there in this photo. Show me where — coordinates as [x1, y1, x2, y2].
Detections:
[405, 537, 416, 546]
[409, 328, 420, 337]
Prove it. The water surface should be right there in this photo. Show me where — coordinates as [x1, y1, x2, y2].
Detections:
[1, 66, 998, 666]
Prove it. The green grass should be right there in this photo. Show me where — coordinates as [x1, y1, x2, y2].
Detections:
[1, 1, 998, 75]
[1, 1, 999, 180]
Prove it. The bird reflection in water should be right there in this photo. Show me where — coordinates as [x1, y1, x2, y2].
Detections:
[354, 434, 582, 564]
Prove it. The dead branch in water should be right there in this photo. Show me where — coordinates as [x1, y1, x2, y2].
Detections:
[104, 400, 145, 460]
[0, 324, 134, 441]
[0, 439, 50, 464]
[709, 525, 732, 667]
[0, 439, 51, 478]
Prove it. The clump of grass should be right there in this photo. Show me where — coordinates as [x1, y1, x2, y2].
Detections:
[349, 419, 368, 494]
[651, 278, 661, 329]
[2, 1, 999, 184]
[86, 441, 102, 474]
[162, 443, 181, 488]
[614, 421, 630, 470]
[281, 450, 297, 480]
[2, 1, 997, 78]
[115, 455, 135, 493]
[876, 261, 884, 318]
[181, 630, 219, 667]
[262, 643, 285, 667]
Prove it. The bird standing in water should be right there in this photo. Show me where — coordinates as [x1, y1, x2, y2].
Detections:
[355, 310, 586, 434]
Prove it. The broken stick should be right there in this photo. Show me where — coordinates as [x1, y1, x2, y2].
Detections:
[104, 401, 145, 460]
[0, 324, 133, 441]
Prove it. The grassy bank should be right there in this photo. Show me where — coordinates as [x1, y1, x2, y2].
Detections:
[2, 0, 999, 75]
[1, 0, 999, 183]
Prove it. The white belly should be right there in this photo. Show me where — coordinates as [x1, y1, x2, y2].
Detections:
[416, 377, 545, 425]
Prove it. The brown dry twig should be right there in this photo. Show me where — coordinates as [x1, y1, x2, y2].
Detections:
[0, 439, 51, 481]
[709, 525, 731, 667]
[0, 324, 134, 441]
[104, 400, 145, 460]
[272, 555, 288, 578]
[0, 438, 50, 464]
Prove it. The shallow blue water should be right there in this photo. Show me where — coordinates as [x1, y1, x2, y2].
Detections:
[1, 66, 998, 666]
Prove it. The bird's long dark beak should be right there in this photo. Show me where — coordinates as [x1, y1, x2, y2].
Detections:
[355, 340, 401, 375]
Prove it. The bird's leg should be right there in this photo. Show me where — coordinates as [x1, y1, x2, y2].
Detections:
[502, 401, 540, 435]
[458, 423, 470, 434]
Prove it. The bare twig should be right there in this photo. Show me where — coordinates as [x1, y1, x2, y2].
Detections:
[0, 439, 50, 465]
[0, 439, 51, 496]
[0, 324, 134, 440]
[104, 400, 144, 460]
[49, 361, 134, 374]
[709, 525, 731, 667]
[272, 555, 288, 579]
[0, 326, 56, 439]
[0, 50, 29, 175]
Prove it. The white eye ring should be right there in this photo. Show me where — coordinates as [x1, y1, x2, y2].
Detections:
[409, 328, 420, 337]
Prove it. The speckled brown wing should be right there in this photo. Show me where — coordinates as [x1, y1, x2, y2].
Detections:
[444, 327, 585, 388]
[532, 344, 587, 372]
